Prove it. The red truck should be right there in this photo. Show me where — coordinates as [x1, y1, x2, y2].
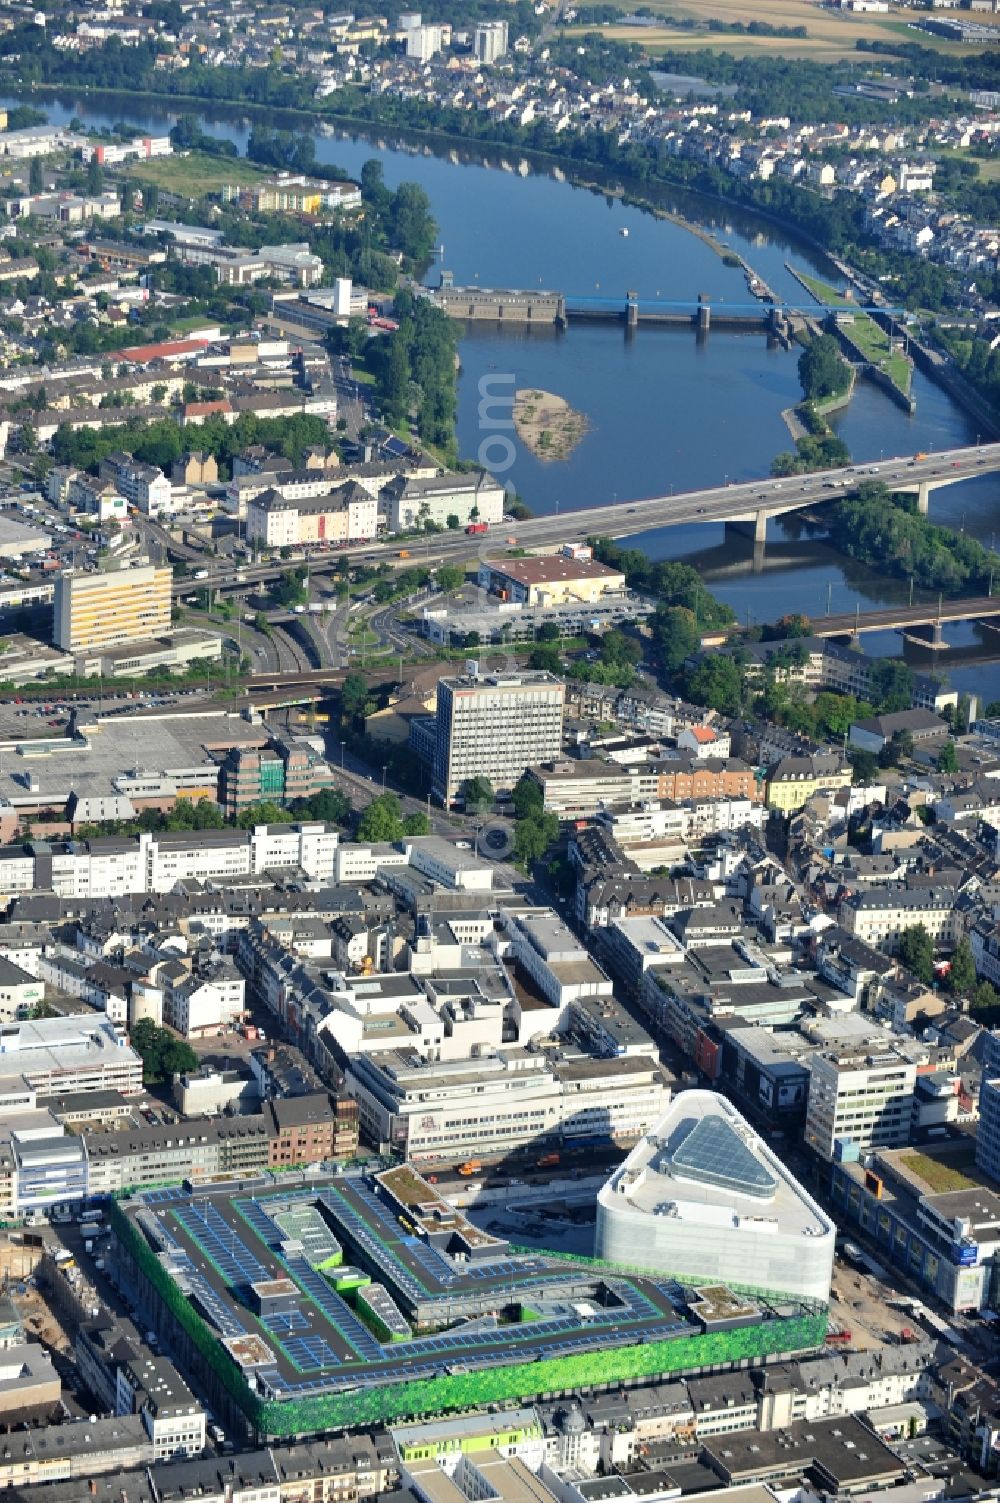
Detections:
[466, 521, 489, 535]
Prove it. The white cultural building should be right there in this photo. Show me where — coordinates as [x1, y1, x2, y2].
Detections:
[595, 1090, 835, 1304]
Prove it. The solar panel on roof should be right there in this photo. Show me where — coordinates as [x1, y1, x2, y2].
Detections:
[669, 1115, 777, 1201]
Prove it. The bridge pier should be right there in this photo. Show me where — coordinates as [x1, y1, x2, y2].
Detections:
[697, 293, 711, 332]
[626, 290, 638, 329]
[900, 622, 947, 650]
[916, 481, 930, 515]
[725, 512, 769, 544]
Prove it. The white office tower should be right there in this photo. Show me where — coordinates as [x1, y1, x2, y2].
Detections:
[474, 20, 508, 63]
[596, 1091, 835, 1303]
[334, 277, 353, 317]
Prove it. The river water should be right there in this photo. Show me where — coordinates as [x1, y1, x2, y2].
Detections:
[11, 90, 1000, 700]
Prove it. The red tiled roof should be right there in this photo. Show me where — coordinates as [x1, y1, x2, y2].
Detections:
[118, 337, 211, 365]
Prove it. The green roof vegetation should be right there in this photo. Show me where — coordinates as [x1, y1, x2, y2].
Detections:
[898, 1149, 981, 1195]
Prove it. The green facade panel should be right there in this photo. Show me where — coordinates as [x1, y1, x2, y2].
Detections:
[113, 1197, 827, 1438]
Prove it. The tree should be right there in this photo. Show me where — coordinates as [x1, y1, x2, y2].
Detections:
[388, 181, 437, 264]
[898, 924, 934, 986]
[879, 729, 913, 769]
[236, 801, 292, 828]
[463, 776, 493, 815]
[274, 569, 307, 608]
[850, 748, 878, 784]
[402, 811, 429, 836]
[869, 658, 914, 714]
[377, 335, 409, 426]
[435, 564, 464, 593]
[446, 514, 460, 530]
[798, 333, 850, 402]
[948, 936, 976, 996]
[938, 739, 958, 774]
[290, 787, 352, 825]
[86, 155, 104, 195]
[653, 606, 700, 675]
[972, 979, 999, 1013]
[684, 654, 745, 715]
[512, 773, 543, 822]
[600, 629, 642, 669]
[513, 810, 558, 869]
[130, 1019, 198, 1084]
[357, 792, 405, 842]
[29, 156, 43, 194]
[341, 671, 371, 724]
[529, 644, 563, 674]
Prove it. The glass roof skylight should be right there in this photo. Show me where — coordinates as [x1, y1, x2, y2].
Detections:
[669, 1115, 777, 1200]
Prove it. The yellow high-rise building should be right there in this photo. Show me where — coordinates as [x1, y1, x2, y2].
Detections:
[54, 565, 172, 654]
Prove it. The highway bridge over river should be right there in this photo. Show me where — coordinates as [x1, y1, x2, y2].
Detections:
[176, 442, 1000, 603]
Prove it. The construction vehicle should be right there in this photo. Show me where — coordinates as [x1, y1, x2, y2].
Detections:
[537, 1152, 560, 1168]
[457, 1160, 482, 1177]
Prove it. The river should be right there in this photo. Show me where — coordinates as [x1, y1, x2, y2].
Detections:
[9, 89, 1000, 702]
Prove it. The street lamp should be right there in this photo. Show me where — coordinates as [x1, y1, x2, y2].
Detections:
[381, 764, 388, 792]
[339, 741, 345, 770]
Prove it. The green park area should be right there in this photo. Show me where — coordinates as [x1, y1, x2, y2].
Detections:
[126, 150, 268, 198]
[795, 269, 912, 397]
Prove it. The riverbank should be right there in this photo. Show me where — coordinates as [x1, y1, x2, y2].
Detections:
[513, 389, 589, 462]
[4, 80, 978, 409]
[781, 372, 855, 441]
[785, 263, 915, 412]
[4, 82, 816, 277]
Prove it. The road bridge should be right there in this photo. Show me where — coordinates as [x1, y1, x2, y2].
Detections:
[811, 593, 1000, 647]
[171, 442, 1000, 601]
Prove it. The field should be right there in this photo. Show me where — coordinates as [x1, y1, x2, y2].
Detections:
[566, 0, 996, 61]
[124, 149, 268, 198]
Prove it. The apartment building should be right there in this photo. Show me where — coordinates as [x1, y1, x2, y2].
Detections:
[0, 824, 340, 900]
[98, 453, 173, 517]
[433, 671, 565, 806]
[53, 565, 172, 654]
[382, 470, 505, 532]
[840, 884, 959, 951]
[765, 754, 853, 813]
[267, 1092, 358, 1168]
[116, 1355, 205, 1462]
[84, 1114, 272, 1196]
[804, 1044, 919, 1161]
[246, 485, 378, 548]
